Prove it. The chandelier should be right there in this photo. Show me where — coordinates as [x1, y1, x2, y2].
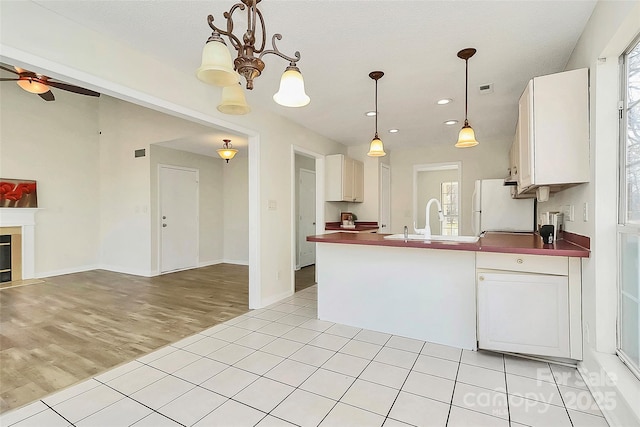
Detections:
[196, 0, 310, 113]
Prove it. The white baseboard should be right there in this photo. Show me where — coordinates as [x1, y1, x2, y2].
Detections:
[260, 288, 294, 308]
[222, 259, 249, 266]
[98, 264, 154, 277]
[578, 347, 640, 427]
[198, 259, 224, 268]
[35, 264, 100, 279]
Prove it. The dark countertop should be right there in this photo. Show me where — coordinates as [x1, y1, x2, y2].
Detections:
[325, 221, 379, 232]
[307, 231, 590, 258]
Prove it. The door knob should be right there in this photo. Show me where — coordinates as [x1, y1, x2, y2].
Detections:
[162, 216, 166, 219]
[162, 224, 167, 227]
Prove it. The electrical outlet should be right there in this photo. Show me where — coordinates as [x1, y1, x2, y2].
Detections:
[563, 205, 574, 221]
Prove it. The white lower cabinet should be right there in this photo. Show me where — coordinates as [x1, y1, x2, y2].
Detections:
[476, 252, 582, 360]
[477, 272, 569, 357]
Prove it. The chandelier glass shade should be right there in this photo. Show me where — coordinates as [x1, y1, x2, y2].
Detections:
[218, 82, 251, 115]
[273, 64, 310, 107]
[197, 0, 309, 112]
[367, 71, 386, 157]
[455, 48, 479, 148]
[217, 139, 239, 162]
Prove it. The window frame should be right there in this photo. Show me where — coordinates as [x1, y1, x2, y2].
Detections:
[617, 34, 640, 380]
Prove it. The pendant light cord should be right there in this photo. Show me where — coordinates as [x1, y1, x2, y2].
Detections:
[464, 58, 468, 125]
[375, 78, 379, 137]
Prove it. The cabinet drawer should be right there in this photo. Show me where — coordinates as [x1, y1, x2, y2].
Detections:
[476, 252, 567, 276]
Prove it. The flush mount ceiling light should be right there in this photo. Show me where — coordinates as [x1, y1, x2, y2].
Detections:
[444, 120, 458, 125]
[365, 111, 377, 117]
[455, 48, 479, 148]
[217, 139, 238, 163]
[437, 98, 452, 105]
[388, 129, 399, 133]
[196, 0, 310, 112]
[367, 71, 386, 157]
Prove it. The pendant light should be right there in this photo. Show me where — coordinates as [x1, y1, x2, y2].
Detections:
[273, 63, 310, 107]
[367, 71, 386, 157]
[455, 48, 479, 148]
[217, 139, 238, 163]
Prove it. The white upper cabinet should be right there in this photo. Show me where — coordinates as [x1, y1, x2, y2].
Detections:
[516, 68, 590, 194]
[326, 154, 364, 202]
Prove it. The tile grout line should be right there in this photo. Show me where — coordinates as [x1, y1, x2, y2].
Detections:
[551, 363, 576, 427]
[444, 346, 464, 426]
[503, 354, 511, 426]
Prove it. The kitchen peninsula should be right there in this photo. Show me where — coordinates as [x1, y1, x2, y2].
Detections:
[308, 231, 589, 354]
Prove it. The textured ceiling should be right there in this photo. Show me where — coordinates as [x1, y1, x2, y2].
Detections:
[28, 0, 597, 153]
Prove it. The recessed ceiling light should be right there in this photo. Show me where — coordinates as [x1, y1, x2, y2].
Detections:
[437, 98, 452, 105]
[444, 120, 458, 125]
[365, 111, 377, 117]
[388, 129, 399, 133]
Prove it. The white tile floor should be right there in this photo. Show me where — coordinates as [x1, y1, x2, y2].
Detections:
[1, 285, 610, 427]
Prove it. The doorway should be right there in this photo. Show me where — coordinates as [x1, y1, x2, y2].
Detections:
[292, 147, 324, 293]
[298, 168, 316, 268]
[159, 165, 199, 273]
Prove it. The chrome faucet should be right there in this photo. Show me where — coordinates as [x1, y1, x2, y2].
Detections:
[414, 198, 445, 239]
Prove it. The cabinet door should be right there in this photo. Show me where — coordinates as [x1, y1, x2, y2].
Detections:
[343, 157, 354, 201]
[477, 271, 570, 358]
[518, 81, 534, 190]
[325, 154, 345, 201]
[352, 160, 364, 202]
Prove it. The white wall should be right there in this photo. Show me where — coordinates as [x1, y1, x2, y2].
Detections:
[223, 156, 249, 264]
[389, 139, 510, 235]
[535, 1, 640, 425]
[150, 145, 226, 270]
[0, 81, 100, 277]
[0, 1, 346, 306]
[98, 96, 217, 276]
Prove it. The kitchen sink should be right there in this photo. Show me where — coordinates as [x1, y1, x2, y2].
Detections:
[384, 234, 480, 243]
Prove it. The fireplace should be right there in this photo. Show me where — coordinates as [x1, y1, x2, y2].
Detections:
[0, 235, 10, 282]
[0, 208, 38, 281]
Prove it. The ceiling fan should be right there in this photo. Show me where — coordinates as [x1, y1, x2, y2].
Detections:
[0, 65, 100, 101]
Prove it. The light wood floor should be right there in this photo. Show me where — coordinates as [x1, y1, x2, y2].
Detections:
[0, 264, 249, 413]
[295, 264, 316, 292]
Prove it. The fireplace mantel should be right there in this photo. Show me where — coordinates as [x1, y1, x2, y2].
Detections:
[0, 208, 40, 280]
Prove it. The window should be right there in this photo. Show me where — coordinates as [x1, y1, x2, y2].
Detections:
[441, 181, 459, 236]
[618, 36, 640, 378]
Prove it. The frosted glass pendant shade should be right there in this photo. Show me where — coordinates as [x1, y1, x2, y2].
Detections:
[196, 38, 238, 87]
[455, 124, 479, 148]
[17, 79, 49, 94]
[367, 135, 386, 157]
[218, 82, 251, 115]
[273, 65, 310, 107]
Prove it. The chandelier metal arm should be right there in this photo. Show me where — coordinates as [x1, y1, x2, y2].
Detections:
[207, 8, 243, 50]
[259, 34, 301, 63]
[252, 7, 267, 54]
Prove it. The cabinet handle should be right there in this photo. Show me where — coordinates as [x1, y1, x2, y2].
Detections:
[516, 258, 523, 264]
[479, 276, 485, 281]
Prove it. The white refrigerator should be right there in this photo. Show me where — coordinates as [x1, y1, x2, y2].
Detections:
[472, 179, 535, 236]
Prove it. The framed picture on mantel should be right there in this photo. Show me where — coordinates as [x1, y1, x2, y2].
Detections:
[0, 179, 38, 208]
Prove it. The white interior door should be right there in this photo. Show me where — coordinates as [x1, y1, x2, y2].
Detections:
[160, 165, 199, 273]
[298, 169, 316, 268]
[380, 164, 391, 233]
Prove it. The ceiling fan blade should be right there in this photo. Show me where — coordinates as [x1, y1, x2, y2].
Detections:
[0, 78, 19, 81]
[46, 80, 100, 97]
[0, 65, 19, 75]
[38, 91, 55, 101]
